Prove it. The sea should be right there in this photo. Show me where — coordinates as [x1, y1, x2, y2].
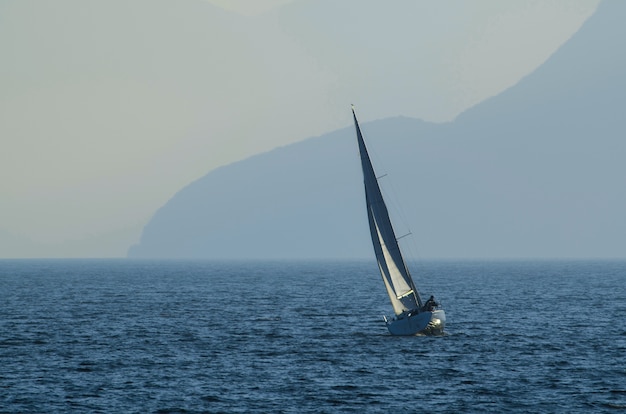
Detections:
[1, 259, 625, 413]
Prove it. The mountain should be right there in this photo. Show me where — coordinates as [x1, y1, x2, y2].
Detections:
[0, 0, 598, 258]
[128, 0, 626, 259]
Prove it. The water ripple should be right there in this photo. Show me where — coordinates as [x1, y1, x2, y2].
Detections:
[0, 259, 624, 413]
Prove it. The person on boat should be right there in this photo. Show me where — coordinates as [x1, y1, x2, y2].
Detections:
[423, 295, 438, 311]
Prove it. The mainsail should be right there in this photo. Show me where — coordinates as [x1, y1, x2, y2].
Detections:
[352, 108, 423, 315]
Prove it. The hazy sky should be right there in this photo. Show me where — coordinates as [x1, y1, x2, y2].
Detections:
[0, 0, 600, 257]
[207, 0, 294, 15]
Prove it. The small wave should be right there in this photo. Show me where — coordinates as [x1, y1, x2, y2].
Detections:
[253, 316, 282, 321]
[602, 402, 626, 410]
[200, 395, 221, 402]
[331, 384, 358, 391]
[153, 408, 190, 414]
[326, 398, 350, 406]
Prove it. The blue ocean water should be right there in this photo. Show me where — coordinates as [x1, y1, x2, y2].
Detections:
[1, 259, 625, 413]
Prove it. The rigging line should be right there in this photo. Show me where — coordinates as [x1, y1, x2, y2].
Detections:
[357, 115, 418, 259]
[396, 232, 412, 241]
[363, 136, 412, 238]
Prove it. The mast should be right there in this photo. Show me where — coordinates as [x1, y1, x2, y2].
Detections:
[352, 107, 423, 314]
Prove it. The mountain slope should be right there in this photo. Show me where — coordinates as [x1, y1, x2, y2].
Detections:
[129, 0, 626, 259]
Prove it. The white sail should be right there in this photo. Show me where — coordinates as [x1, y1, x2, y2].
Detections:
[371, 211, 414, 297]
[354, 108, 422, 315]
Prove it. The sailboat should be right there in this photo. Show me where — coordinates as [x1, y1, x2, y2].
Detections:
[352, 106, 446, 336]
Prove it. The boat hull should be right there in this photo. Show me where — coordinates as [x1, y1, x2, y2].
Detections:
[386, 309, 446, 336]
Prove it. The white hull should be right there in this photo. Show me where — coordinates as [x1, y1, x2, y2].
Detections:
[386, 309, 446, 336]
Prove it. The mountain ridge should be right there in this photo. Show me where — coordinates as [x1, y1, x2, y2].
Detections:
[129, 0, 625, 259]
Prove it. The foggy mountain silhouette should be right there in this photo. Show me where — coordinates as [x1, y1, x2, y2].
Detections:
[128, 0, 625, 259]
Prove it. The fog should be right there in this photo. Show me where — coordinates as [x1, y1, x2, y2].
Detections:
[0, 0, 599, 257]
